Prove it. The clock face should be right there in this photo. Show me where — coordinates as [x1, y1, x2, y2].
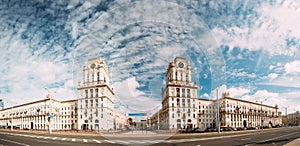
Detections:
[178, 62, 184, 68]
[90, 63, 96, 69]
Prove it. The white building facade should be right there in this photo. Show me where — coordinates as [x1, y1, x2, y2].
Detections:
[77, 58, 120, 130]
[0, 58, 125, 131]
[160, 57, 198, 129]
[0, 97, 78, 130]
[151, 57, 282, 130]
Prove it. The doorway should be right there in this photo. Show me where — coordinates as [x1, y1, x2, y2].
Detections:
[243, 120, 247, 128]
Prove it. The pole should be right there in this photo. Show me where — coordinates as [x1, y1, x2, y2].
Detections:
[49, 97, 52, 134]
[158, 110, 160, 131]
[260, 101, 262, 130]
[11, 105, 13, 131]
[216, 87, 220, 133]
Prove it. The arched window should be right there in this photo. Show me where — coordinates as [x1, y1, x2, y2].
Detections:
[95, 119, 99, 123]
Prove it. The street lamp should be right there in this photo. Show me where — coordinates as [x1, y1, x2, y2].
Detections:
[11, 104, 13, 131]
[256, 99, 267, 130]
[216, 86, 221, 133]
[283, 106, 289, 125]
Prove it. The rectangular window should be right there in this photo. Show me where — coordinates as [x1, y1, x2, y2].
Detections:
[176, 88, 180, 97]
[182, 88, 185, 97]
[95, 88, 98, 97]
[186, 73, 189, 81]
[90, 89, 93, 98]
[85, 90, 88, 98]
[187, 89, 190, 98]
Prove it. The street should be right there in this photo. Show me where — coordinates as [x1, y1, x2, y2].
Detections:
[0, 127, 299, 146]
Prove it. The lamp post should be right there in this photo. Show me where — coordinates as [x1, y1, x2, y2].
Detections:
[216, 86, 220, 133]
[11, 104, 13, 131]
[256, 99, 267, 130]
[283, 106, 289, 125]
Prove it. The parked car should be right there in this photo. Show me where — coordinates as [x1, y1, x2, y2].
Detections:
[194, 128, 205, 133]
[204, 127, 217, 132]
[246, 127, 256, 130]
[221, 127, 234, 132]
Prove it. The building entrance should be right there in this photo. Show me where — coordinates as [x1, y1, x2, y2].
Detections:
[243, 120, 247, 128]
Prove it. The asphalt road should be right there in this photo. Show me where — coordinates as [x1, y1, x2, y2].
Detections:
[0, 127, 299, 146]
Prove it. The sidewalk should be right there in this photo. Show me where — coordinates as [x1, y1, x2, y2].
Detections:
[284, 138, 300, 146]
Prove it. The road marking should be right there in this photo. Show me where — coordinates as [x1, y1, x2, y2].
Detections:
[61, 138, 67, 141]
[104, 140, 115, 143]
[52, 137, 57, 140]
[43, 137, 50, 139]
[0, 137, 29, 146]
[72, 138, 76, 142]
[83, 139, 87, 142]
[93, 139, 101, 143]
[115, 140, 128, 144]
[36, 140, 49, 143]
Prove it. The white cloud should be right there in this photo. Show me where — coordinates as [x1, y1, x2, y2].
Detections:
[112, 77, 160, 113]
[227, 87, 251, 97]
[268, 73, 278, 81]
[260, 75, 300, 88]
[241, 90, 300, 114]
[285, 60, 300, 74]
[212, 1, 300, 56]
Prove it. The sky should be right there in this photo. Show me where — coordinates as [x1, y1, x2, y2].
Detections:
[0, 0, 300, 115]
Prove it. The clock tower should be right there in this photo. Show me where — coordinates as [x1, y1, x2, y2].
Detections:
[77, 58, 115, 130]
[161, 57, 198, 129]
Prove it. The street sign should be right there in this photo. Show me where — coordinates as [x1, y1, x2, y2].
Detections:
[128, 113, 147, 116]
[48, 115, 54, 119]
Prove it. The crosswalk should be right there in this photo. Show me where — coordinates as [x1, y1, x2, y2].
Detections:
[0, 131, 173, 144]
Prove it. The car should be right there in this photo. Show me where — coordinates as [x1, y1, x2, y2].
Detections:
[221, 127, 234, 131]
[194, 128, 205, 133]
[180, 128, 194, 133]
[204, 127, 216, 132]
[247, 127, 256, 130]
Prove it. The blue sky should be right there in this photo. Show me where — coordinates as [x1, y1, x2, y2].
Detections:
[0, 0, 300, 115]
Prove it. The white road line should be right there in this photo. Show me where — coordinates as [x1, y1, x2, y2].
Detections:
[72, 138, 76, 142]
[61, 138, 67, 141]
[83, 139, 87, 142]
[0, 137, 29, 146]
[43, 137, 50, 139]
[114, 140, 128, 144]
[127, 140, 146, 144]
[52, 137, 57, 140]
[104, 140, 116, 143]
[93, 139, 101, 143]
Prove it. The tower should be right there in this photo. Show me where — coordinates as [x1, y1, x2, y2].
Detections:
[161, 57, 198, 129]
[77, 58, 115, 130]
